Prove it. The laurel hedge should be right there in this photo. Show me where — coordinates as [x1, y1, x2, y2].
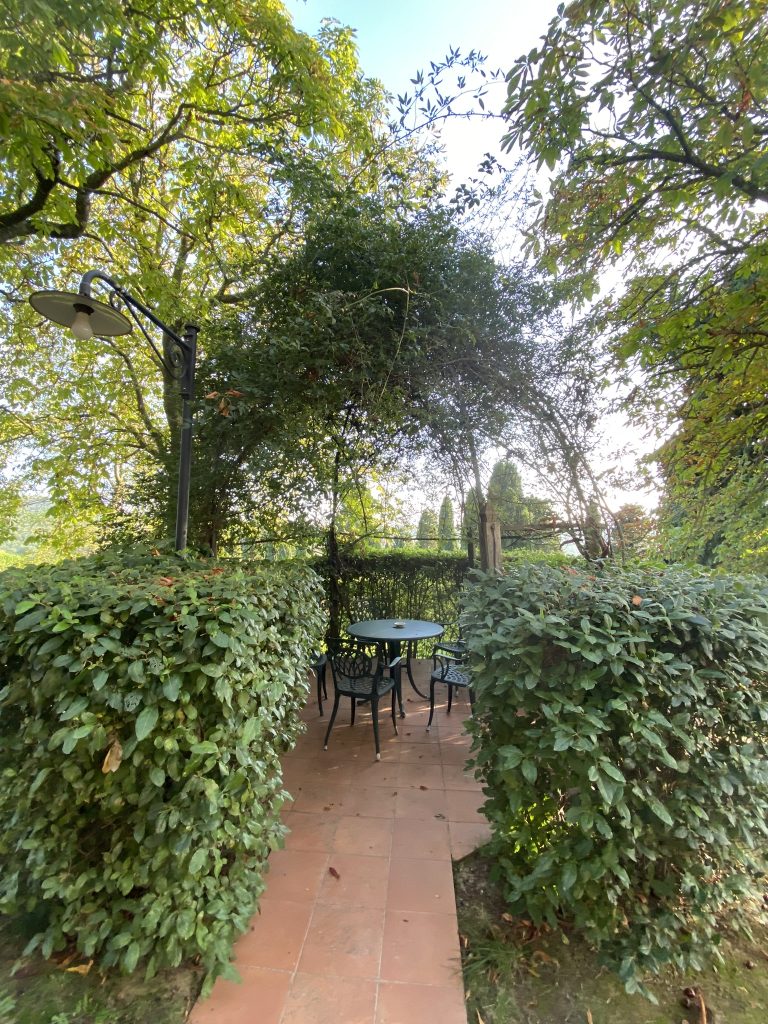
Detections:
[0, 549, 323, 989]
[463, 563, 768, 994]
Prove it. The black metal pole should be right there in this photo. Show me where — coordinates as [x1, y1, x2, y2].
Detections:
[174, 324, 198, 551]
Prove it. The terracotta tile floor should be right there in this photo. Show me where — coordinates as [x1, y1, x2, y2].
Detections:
[190, 660, 490, 1024]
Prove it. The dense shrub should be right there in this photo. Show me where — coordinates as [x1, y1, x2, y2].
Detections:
[0, 549, 323, 988]
[314, 550, 469, 651]
[501, 547, 578, 569]
[463, 563, 768, 993]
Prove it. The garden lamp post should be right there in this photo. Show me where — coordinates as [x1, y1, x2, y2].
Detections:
[29, 269, 198, 552]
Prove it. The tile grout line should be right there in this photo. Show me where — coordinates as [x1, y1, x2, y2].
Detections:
[274, 847, 331, 1024]
[276, 680, 474, 1024]
[372, 794, 398, 1024]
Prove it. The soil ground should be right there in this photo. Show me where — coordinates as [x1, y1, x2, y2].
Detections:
[0, 914, 200, 1024]
[453, 849, 768, 1024]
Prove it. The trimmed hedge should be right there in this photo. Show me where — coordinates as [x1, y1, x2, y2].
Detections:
[463, 563, 768, 992]
[0, 549, 323, 988]
[313, 550, 470, 651]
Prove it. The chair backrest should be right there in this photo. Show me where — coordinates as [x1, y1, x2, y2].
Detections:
[440, 620, 463, 642]
[327, 640, 377, 689]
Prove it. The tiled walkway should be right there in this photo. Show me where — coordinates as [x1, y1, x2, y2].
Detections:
[190, 661, 489, 1024]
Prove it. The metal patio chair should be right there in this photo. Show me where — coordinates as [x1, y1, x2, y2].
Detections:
[324, 640, 400, 760]
[426, 652, 475, 732]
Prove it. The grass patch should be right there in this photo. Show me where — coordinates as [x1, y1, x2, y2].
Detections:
[454, 849, 768, 1024]
[0, 914, 201, 1024]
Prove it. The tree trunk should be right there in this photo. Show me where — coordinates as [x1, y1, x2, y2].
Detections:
[483, 501, 503, 572]
[327, 522, 342, 640]
[327, 441, 344, 640]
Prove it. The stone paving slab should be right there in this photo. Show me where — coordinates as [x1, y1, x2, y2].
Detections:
[190, 660, 489, 1024]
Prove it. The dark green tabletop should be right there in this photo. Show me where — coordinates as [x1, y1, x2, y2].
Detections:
[346, 619, 444, 643]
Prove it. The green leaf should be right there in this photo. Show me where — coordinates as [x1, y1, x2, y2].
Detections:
[92, 669, 109, 691]
[601, 762, 625, 784]
[135, 706, 159, 741]
[29, 768, 51, 794]
[648, 797, 674, 827]
[561, 862, 577, 891]
[162, 676, 181, 702]
[128, 660, 146, 683]
[60, 696, 88, 721]
[189, 848, 207, 875]
[191, 741, 219, 756]
[521, 759, 537, 784]
[242, 718, 258, 745]
[123, 941, 141, 973]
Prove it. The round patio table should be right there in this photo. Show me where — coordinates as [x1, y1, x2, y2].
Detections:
[346, 618, 444, 717]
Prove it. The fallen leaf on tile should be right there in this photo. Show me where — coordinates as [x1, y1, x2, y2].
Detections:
[328, 866, 340, 879]
[434, 813, 446, 819]
[419, 785, 428, 790]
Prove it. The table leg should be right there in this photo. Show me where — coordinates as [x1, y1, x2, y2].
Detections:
[388, 640, 406, 718]
[404, 641, 428, 699]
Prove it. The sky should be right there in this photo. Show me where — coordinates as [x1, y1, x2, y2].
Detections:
[287, 0, 558, 88]
[287, 0, 560, 187]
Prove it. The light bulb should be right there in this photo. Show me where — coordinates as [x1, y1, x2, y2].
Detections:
[70, 309, 94, 340]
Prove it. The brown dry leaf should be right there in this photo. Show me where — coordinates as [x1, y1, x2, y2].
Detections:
[157, 576, 176, 586]
[66, 960, 93, 975]
[101, 738, 122, 774]
[532, 949, 559, 967]
[217, 399, 231, 417]
[476, 1010, 486, 1024]
[699, 994, 707, 1024]
[203, 391, 219, 399]
[419, 785, 428, 791]
[225, 389, 243, 398]
[631, 595, 643, 606]
[586, 1010, 594, 1024]
[501, 912, 514, 923]
[328, 866, 340, 880]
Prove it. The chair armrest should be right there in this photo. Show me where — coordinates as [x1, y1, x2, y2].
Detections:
[433, 653, 452, 677]
[432, 640, 468, 664]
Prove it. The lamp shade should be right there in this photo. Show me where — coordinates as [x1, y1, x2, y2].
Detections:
[29, 290, 132, 337]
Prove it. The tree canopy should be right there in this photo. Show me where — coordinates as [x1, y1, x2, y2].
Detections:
[438, 496, 457, 550]
[503, 0, 768, 568]
[0, 0, 438, 548]
[175, 202, 555, 554]
[0, 0, 382, 246]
